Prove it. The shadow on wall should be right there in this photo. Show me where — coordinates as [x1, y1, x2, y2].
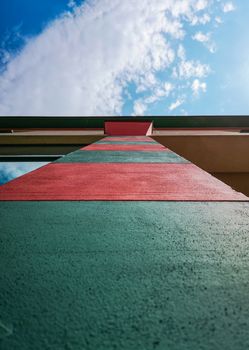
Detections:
[153, 134, 249, 197]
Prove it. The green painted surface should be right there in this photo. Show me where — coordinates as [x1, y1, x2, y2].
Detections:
[56, 150, 188, 163]
[0, 201, 249, 349]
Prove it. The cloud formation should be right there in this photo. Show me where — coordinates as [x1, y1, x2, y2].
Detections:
[0, 162, 48, 185]
[0, 0, 229, 116]
[169, 98, 184, 111]
[192, 31, 216, 53]
[191, 79, 207, 95]
[223, 2, 235, 13]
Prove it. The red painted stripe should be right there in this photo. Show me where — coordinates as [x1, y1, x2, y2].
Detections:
[103, 137, 154, 142]
[105, 121, 152, 136]
[0, 163, 247, 201]
[82, 144, 167, 151]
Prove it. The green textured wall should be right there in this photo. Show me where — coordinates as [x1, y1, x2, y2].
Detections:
[1, 201, 249, 349]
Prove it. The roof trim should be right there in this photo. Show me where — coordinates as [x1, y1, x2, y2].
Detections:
[1, 116, 249, 128]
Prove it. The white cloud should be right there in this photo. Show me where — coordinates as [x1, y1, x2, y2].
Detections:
[191, 13, 211, 25]
[192, 31, 209, 43]
[0, 0, 230, 116]
[164, 82, 174, 95]
[0, 162, 48, 185]
[223, 2, 235, 13]
[132, 80, 174, 115]
[135, 73, 157, 93]
[192, 31, 216, 53]
[215, 16, 223, 24]
[133, 100, 147, 116]
[67, 0, 76, 8]
[177, 44, 186, 60]
[177, 60, 210, 79]
[191, 79, 207, 95]
[142, 81, 174, 108]
[195, 0, 208, 12]
[169, 98, 184, 111]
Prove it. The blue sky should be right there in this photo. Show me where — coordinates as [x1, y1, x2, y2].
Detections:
[0, 162, 48, 185]
[0, 0, 248, 116]
[0, 0, 248, 184]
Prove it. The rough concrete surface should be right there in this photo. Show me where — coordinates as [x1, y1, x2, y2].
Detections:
[0, 201, 249, 349]
[1, 135, 249, 349]
[57, 150, 188, 163]
[83, 144, 166, 151]
[0, 163, 247, 201]
[103, 137, 155, 142]
[95, 141, 158, 145]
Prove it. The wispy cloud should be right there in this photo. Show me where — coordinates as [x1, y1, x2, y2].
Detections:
[191, 13, 211, 26]
[67, 0, 76, 9]
[191, 79, 207, 96]
[0, 0, 230, 116]
[192, 31, 210, 43]
[215, 16, 223, 24]
[176, 59, 210, 79]
[195, 0, 208, 12]
[0, 163, 48, 185]
[223, 2, 236, 13]
[192, 31, 216, 53]
[169, 98, 184, 111]
[133, 100, 147, 116]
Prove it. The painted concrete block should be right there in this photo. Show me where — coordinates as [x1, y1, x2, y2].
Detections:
[0, 163, 247, 201]
[57, 150, 188, 163]
[1, 201, 249, 349]
[82, 143, 167, 151]
[104, 121, 153, 136]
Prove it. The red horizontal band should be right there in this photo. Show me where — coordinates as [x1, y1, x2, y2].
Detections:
[105, 121, 152, 136]
[0, 163, 247, 201]
[103, 137, 155, 142]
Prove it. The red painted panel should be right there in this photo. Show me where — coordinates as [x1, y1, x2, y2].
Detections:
[105, 121, 153, 136]
[82, 144, 168, 151]
[103, 136, 154, 142]
[0, 163, 247, 201]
